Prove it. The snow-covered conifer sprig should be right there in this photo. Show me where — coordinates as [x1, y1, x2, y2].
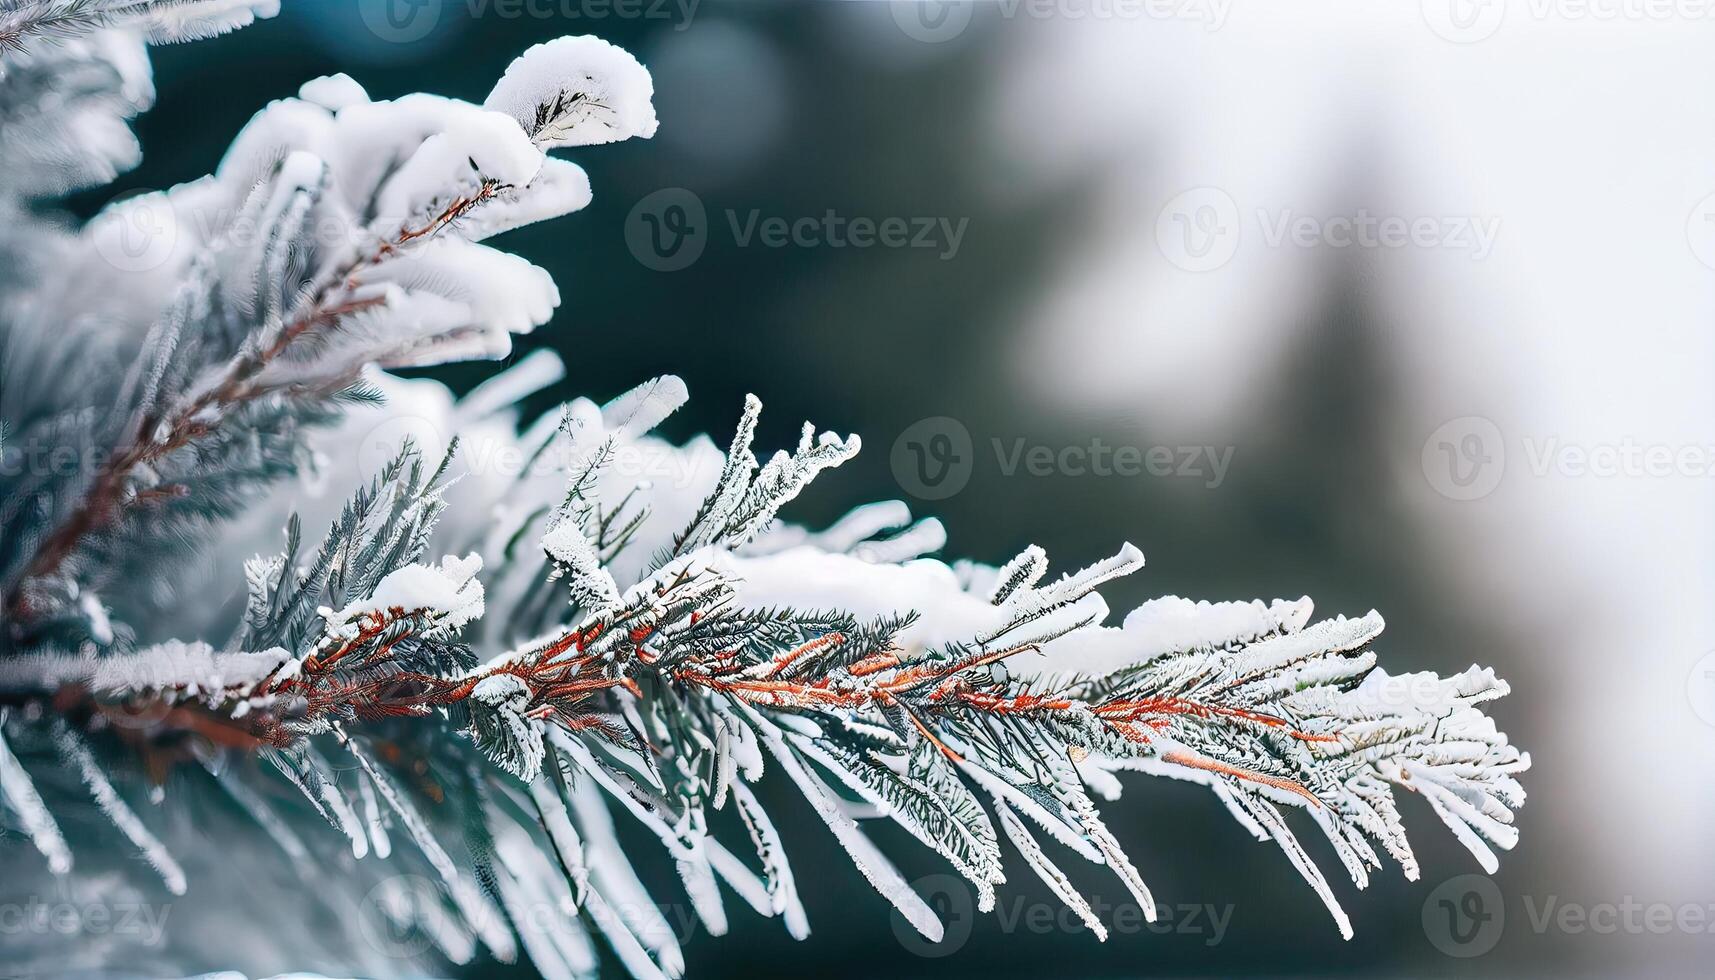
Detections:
[1, 34, 656, 639]
[0, 375, 1533, 976]
[0, 0, 276, 59]
[0, 23, 1530, 979]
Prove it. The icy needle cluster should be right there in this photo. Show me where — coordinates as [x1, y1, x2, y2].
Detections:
[0, 19, 1527, 980]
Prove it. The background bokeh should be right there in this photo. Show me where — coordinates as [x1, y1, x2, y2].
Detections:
[84, 1, 1715, 976]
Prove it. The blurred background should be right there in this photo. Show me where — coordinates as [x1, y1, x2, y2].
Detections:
[79, 1, 1715, 975]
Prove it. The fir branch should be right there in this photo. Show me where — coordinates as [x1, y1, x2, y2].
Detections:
[0, 0, 274, 58]
[3, 39, 656, 632]
[0, 27, 1530, 978]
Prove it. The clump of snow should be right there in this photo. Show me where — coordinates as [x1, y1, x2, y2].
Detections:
[460, 158, 593, 242]
[298, 73, 368, 111]
[472, 673, 531, 706]
[279, 238, 561, 380]
[469, 673, 545, 780]
[0, 643, 290, 702]
[601, 374, 689, 441]
[542, 521, 622, 610]
[484, 35, 659, 149]
[695, 547, 1009, 653]
[331, 554, 486, 632]
[1350, 664, 1510, 718]
[457, 348, 566, 421]
[373, 107, 543, 225]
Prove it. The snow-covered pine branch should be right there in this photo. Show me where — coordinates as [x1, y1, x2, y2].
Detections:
[1, 34, 655, 644]
[0, 0, 277, 57]
[0, 25, 1530, 980]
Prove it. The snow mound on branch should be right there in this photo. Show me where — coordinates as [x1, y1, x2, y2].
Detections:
[485, 35, 659, 148]
[0, 643, 289, 700]
[298, 73, 369, 111]
[696, 546, 1046, 654]
[1015, 595, 1319, 680]
[328, 554, 486, 633]
[689, 545, 1118, 659]
[459, 158, 593, 242]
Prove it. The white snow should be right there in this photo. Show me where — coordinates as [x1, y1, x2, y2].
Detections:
[457, 348, 566, 422]
[692, 546, 1007, 654]
[331, 554, 486, 632]
[542, 521, 622, 611]
[0, 643, 288, 701]
[360, 237, 561, 340]
[461, 159, 593, 242]
[131, 0, 280, 43]
[484, 36, 659, 149]
[1018, 595, 1316, 680]
[373, 107, 543, 227]
[58, 728, 187, 895]
[298, 73, 369, 111]
[0, 728, 72, 875]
